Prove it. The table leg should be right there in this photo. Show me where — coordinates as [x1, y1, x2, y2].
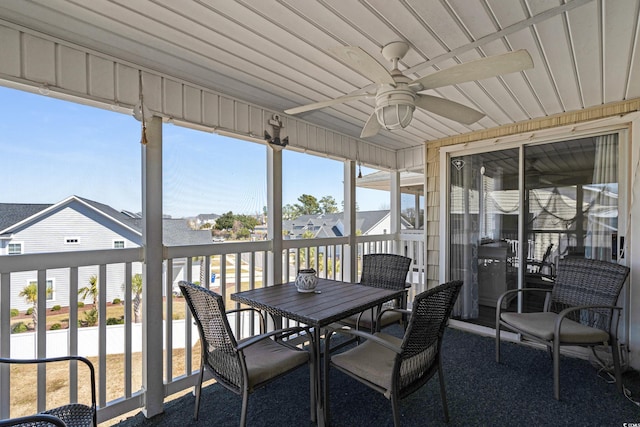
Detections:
[313, 327, 325, 427]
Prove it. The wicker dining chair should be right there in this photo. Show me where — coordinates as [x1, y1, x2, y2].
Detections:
[0, 356, 95, 427]
[178, 281, 313, 427]
[340, 253, 412, 332]
[496, 258, 630, 400]
[0, 414, 67, 427]
[324, 280, 463, 426]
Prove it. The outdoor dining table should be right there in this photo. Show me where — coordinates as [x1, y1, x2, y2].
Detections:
[231, 277, 404, 426]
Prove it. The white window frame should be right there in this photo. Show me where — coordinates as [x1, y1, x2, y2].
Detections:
[8, 242, 23, 255]
[113, 240, 125, 249]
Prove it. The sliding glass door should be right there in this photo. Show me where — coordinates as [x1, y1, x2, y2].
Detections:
[448, 133, 623, 327]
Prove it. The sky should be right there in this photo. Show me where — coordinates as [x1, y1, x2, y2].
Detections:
[0, 86, 394, 218]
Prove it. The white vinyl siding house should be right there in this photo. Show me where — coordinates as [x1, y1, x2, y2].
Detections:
[0, 196, 212, 311]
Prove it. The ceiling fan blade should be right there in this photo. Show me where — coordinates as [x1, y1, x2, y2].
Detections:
[284, 93, 372, 115]
[360, 112, 382, 138]
[328, 46, 396, 85]
[411, 49, 534, 90]
[415, 94, 485, 125]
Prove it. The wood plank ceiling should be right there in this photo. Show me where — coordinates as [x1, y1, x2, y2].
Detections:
[0, 0, 638, 154]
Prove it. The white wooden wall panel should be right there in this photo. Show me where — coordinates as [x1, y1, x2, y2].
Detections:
[202, 92, 220, 127]
[163, 79, 183, 119]
[183, 86, 202, 123]
[218, 97, 234, 130]
[249, 107, 263, 138]
[0, 24, 407, 171]
[23, 34, 55, 85]
[115, 64, 138, 106]
[142, 72, 162, 114]
[235, 102, 249, 134]
[57, 46, 86, 93]
[397, 145, 425, 171]
[0, 26, 19, 76]
[88, 56, 115, 100]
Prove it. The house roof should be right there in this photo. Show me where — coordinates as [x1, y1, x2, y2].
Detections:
[0, 203, 52, 232]
[0, 196, 212, 246]
[283, 210, 408, 238]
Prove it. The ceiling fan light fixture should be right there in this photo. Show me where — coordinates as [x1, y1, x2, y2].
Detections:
[375, 103, 414, 130]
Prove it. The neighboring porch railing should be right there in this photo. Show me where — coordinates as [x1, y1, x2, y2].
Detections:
[0, 232, 424, 423]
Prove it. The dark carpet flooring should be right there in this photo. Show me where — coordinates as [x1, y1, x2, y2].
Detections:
[110, 327, 640, 426]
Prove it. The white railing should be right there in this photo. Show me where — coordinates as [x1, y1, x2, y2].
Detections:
[0, 233, 425, 423]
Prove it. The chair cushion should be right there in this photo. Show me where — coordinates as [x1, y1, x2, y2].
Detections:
[500, 312, 610, 343]
[242, 338, 309, 389]
[331, 332, 401, 393]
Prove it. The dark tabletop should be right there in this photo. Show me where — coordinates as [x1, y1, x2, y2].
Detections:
[231, 278, 403, 327]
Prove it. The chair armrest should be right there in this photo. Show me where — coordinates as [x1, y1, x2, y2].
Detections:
[496, 287, 553, 315]
[0, 356, 96, 411]
[554, 305, 622, 337]
[236, 326, 309, 351]
[226, 307, 272, 332]
[0, 414, 68, 427]
[324, 326, 403, 354]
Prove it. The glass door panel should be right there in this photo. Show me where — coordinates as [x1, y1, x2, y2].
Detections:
[449, 148, 519, 325]
[523, 135, 620, 311]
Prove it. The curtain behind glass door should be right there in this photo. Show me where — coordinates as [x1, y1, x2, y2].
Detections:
[449, 149, 519, 321]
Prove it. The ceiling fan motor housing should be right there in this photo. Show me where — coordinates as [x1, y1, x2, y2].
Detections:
[374, 83, 416, 130]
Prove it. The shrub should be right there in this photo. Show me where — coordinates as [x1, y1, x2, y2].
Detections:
[10, 308, 19, 317]
[83, 308, 98, 327]
[77, 302, 85, 308]
[106, 316, 125, 325]
[12, 322, 28, 333]
[50, 323, 62, 330]
[51, 305, 61, 311]
[26, 307, 34, 315]
[112, 298, 122, 305]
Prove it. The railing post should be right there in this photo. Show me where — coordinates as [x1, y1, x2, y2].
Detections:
[267, 145, 283, 286]
[390, 170, 401, 254]
[0, 272, 10, 419]
[141, 115, 164, 418]
[344, 161, 357, 282]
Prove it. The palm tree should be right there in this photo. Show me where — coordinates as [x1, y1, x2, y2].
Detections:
[19, 282, 51, 329]
[79, 275, 99, 326]
[131, 274, 143, 323]
[79, 275, 99, 309]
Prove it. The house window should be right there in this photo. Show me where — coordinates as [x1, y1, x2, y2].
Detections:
[65, 237, 80, 244]
[29, 279, 54, 301]
[114, 240, 125, 249]
[8, 243, 22, 255]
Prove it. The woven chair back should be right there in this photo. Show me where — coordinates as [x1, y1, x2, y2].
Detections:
[397, 280, 462, 391]
[360, 254, 411, 290]
[550, 258, 629, 330]
[179, 281, 244, 391]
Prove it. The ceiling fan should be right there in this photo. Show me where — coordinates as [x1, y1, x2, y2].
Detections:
[284, 42, 534, 138]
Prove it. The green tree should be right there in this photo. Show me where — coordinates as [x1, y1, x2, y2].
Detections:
[283, 204, 299, 220]
[236, 214, 259, 231]
[215, 211, 235, 230]
[296, 194, 321, 215]
[132, 273, 143, 323]
[320, 195, 339, 213]
[79, 275, 99, 320]
[79, 275, 99, 306]
[19, 283, 51, 329]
